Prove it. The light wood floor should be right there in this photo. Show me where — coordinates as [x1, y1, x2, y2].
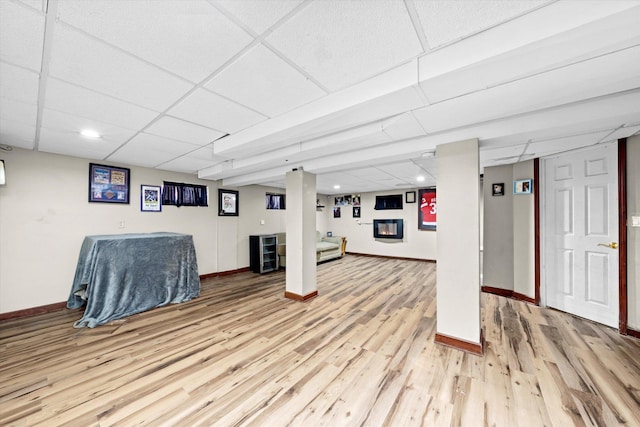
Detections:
[1, 255, 639, 426]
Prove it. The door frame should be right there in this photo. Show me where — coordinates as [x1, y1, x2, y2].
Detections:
[536, 138, 628, 333]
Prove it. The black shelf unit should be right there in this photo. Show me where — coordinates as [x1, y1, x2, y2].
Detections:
[249, 234, 279, 273]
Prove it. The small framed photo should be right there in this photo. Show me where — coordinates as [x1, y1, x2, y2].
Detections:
[492, 183, 505, 197]
[141, 185, 161, 212]
[353, 206, 361, 218]
[405, 191, 416, 203]
[218, 189, 239, 216]
[514, 179, 533, 195]
[333, 206, 341, 218]
[88, 163, 130, 204]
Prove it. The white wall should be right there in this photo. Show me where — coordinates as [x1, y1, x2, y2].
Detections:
[320, 190, 437, 260]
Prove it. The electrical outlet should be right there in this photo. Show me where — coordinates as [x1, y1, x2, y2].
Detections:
[632, 216, 640, 227]
[260, 219, 265, 225]
[119, 220, 125, 228]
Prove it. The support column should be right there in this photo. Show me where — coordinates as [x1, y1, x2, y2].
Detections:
[284, 169, 318, 300]
[435, 138, 483, 355]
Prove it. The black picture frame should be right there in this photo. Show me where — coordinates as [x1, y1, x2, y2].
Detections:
[88, 163, 130, 204]
[333, 206, 341, 218]
[218, 189, 239, 216]
[353, 206, 361, 218]
[405, 191, 416, 203]
[492, 183, 505, 196]
[141, 185, 162, 212]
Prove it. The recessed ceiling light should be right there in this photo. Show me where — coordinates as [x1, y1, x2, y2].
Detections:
[416, 175, 425, 182]
[81, 129, 101, 139]
[333, 185, 340, 189]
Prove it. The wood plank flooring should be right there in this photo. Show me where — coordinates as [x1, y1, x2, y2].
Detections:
[1, 255, 639, 426]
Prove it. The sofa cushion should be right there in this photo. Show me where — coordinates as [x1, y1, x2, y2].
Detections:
[316, 241, 339, 251]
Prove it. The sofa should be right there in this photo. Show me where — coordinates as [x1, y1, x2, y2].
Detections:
[276, 231, 344, 267]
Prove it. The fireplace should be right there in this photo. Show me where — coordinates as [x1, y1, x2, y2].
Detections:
[373, 219, 404, 239]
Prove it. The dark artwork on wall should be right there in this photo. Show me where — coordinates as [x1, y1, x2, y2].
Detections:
[333, 207, 341, 218]
[353, 206, 361, 218]
[88, 163, 130, 204]
[218, 189, 238, 216]
[162, 181, 208, 207]
[492, 183, 505, 196]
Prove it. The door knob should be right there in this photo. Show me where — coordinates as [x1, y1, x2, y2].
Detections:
[598, 242, 618, 249]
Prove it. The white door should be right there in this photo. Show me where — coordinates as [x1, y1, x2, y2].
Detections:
[542, 143, 619, 328]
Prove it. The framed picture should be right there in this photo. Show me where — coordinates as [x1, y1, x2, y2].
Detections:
[514, 179, 533, 195]
[492, 183, 505, 196]
[405, 191, 416, 203]
[352, 194, 361, 206]
[218, 189, 239, 216]
[353, 206, 361, 218]
[141, 185, 161, 212]
[418, 188, 437, 231]
[333, 206, 341, 218]
[88, 163, 130, 204]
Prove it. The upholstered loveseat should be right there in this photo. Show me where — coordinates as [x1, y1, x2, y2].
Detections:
[276, 231, 343, 267]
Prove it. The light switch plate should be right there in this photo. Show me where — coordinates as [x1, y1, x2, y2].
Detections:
[632, 216, 640, 227]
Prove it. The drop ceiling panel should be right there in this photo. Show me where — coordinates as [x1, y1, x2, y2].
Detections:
[18, 0, 44, 12]
[266, 0, 422, 90]
[0, 118, 36, 149]
[601, 124, 640, 143]
[0, 1, 44, 71]
[107, 133, 200, 168]
[415, 0, 548, 49]
[0, 62, 39, 105]
[44, 78, 158, 130]
[157, 155, 224, 174]
[38, 128, 123, 159]
[419, 9, 640, 104]
[49, 26, 193, 111]
[382, 112, 426, 141]
[146, 116, 225, 147]
[216, 0, 303, 34]
[168, 88, 267, 134]
[40, 109, 138, 146]
[479, 144, 527, 166]
[524, 132, 610, 157]
[0, 98, 37, 127]
[415, 49, 640, 134]
[376, 161, 427, 182]
[56, 0, 253, 83]
[206, 44, 326, 117]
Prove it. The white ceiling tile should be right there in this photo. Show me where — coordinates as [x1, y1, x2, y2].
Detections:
[0, 118, 36, 149]
[56, 0, 253, 83]
[206, 44, 326, 117]
[49, 26, 193, 111]
[167, 88, 267, 134]
[601, 124, 640, 143]
[40, 109, 138, 145]
[0, 1, 44, 71]
[17, 0, 44, 12]
[38, 127, 122, 160]
[44, 78, 158, 130]
[107, 132, 201, 168]
[526, 131, 611, 157]
[266, 0, 422, 90]
[0, 62, 39, 105]
[0, 98, 37, 127]
[146, 116, 225, 147]
[187, 145, 228, 162]
[216, 0, 303, 34]
[415, 0, 548, 49]
[382, 113, 426, 141]
[158, 156, 224, 175]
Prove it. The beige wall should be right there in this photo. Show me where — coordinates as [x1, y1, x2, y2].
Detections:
[320, 190, 437, 260]
[0, 149, 413, 314]
[482, 165, 514, 290]
[627, 135, 640, 330]
[482, 160, 535, 298]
